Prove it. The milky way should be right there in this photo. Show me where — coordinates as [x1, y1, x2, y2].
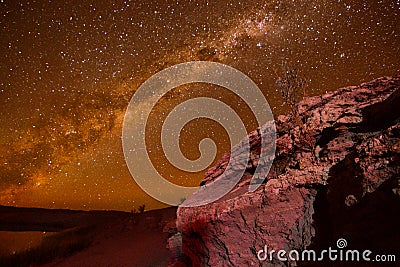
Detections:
[0, 0, 399, 211]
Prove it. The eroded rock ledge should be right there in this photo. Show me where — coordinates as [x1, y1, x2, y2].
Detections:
[175, 76, 400, 266]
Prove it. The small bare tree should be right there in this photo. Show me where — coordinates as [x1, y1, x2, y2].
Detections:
[275, 61, 314, 151]
[276, 61, 306, 107]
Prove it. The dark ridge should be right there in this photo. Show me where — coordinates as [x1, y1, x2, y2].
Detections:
[0, 205, 129, 232]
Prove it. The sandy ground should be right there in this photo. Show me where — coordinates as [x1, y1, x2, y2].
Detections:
[41, 207, 177, 267]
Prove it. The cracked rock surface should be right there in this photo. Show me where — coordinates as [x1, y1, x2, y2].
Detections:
[175, 76, 400, 266]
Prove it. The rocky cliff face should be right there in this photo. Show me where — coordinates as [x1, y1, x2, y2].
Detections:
[175, 76, 400, 266]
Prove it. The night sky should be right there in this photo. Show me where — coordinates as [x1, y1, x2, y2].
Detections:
[0, 0, 399, 211]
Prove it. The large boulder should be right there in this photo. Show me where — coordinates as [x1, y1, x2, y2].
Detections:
[176, 76, 400, 266]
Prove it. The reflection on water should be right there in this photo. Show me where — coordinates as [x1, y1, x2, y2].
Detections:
[0, 231, 56, 256]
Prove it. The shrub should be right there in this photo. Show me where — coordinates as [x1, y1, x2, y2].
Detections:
[138, 204, 145, 213]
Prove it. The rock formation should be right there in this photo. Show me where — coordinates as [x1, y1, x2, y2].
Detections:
[175, 76, 400, 266]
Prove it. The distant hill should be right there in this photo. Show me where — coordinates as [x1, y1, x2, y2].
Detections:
[0, 205, 129, 232]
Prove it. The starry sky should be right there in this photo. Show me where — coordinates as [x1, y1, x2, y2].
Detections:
[0, 0, 399, 211]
